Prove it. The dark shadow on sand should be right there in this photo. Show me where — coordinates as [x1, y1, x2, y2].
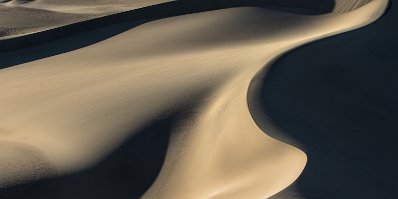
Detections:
[0, 0, 335, 69]
[0, 112, 179, 199]
[257, 1, 398, 198]
[0, 0, 338, 198]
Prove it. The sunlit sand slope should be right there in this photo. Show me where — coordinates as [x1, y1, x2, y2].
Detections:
[0, 0, 388, 198]
[0, 0, 374, 38]
[0, 0, 171, 37]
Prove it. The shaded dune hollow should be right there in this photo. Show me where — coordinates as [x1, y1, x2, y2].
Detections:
[0, 0, 390, 199]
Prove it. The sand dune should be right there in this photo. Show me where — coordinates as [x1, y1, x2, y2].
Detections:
[0, 0, 389, 198]
[334, 0, 372, 12]
[264, 0, 397, 198]
[0, 0, 372, 39]
[0, 0, 337, 49]
[0, 0, 171, 38]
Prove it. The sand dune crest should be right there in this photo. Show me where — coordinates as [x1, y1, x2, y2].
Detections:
[0, 0, 389, 198]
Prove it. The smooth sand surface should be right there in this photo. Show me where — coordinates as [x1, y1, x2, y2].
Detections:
[0, 0, 171, 37]
[0, 0, 389, 198]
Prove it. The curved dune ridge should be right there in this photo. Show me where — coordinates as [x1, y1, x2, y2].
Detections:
[0, 0, 374, 39]
[334, 0, 373, 12]
[0, 0, 389, 198]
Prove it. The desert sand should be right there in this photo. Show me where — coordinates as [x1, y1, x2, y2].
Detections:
[0, 0, 390, 198]
[264, 0, 398, 198]
[0, 0, 171, 37]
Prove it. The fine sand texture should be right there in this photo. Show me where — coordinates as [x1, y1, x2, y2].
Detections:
[263, 0, 398, 198]
[0, 0, 390, 198]
[0, 0, 368, 39]
[0, 0, 171, 37]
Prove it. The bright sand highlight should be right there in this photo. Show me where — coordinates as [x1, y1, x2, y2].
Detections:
[0, 0, 388, 198]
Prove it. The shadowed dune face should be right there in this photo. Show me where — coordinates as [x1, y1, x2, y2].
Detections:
[262, 1, 398, 198]
[0, 0, 390, 198]
[0, 141, 55, 188]
[334, 0, 373, 12]
[0, 111, 177, 199]
[0, 0, 373, 39]
[0, 0, 373, 64]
